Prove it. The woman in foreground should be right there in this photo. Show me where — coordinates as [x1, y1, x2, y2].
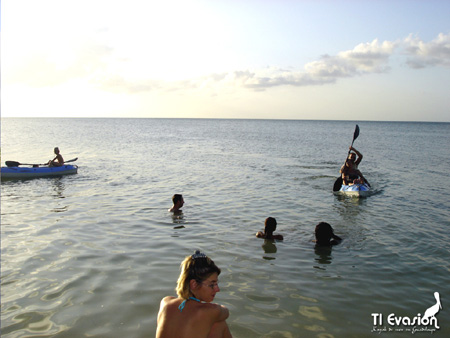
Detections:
[156, 251, 232, 338]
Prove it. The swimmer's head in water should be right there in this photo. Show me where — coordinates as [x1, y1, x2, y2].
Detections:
[315, 222, 335, 244]
[264, 217, 277, 234]
[176, 251, 221, 299]
[172, 194, 184, 208]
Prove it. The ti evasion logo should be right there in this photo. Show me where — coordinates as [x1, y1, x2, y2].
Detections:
[371, 292, 442, 334]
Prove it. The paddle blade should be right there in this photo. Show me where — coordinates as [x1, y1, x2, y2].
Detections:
[353, 125, 360, 141]
[333, 176, 343, 191]
[5, 161, 20, 167]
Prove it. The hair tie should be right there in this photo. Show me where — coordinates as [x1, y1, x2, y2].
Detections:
[191, 250, 206, 259]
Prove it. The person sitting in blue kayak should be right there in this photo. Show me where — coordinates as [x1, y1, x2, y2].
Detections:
[340, 146, 366, 185]
[169, 194, 184, 213]
[47, 147, 64, 167]
[314, 222, 342, 246]
[256, 217, 284, 240]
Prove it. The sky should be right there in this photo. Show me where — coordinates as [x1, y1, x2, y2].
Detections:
[2, 0, 450, 121]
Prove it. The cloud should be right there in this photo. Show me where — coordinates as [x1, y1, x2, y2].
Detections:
[5, 33, 450, 94]
[404, 33, 450, 69]
[171, 38, 397, 92]
[307, 39, 396, 77]
[110, 38, 397, 93]
[195, 34, 447, 91]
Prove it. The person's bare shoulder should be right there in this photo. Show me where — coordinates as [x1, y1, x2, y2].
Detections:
[160, 296, 178, 310]
[199, 302, 229, 321]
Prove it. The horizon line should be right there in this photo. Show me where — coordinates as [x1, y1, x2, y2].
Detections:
[1, 116, 449, 123]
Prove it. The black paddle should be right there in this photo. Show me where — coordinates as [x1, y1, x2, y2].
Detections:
[5, 157, 78, 168]
[333, 126, 359, 191]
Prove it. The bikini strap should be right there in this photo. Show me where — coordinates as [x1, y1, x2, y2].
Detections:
[178, 296, 201, 312]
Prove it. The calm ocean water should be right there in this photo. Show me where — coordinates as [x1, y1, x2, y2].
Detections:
[1, 118, 449, 338]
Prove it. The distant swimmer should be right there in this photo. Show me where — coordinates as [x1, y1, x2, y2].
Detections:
[156, 250, 232, 338]
[340, 146, 367, 185]
[314, 222, 342, 246]
[169, 194, 184, 213]
[256, 217, 284, 241]
[47, 147, 64, 167]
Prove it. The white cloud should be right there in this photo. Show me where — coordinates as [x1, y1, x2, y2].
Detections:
[165, 38, 398, 91]
[404, 33, 450, 69]
[191, 34, 447, 91]
[4, 29, 450, 95]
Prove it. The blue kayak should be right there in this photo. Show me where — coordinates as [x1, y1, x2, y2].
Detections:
[1, 165, 78, 180]
[338, 183, 371, 197]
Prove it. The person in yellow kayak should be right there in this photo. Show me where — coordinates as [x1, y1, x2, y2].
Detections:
[47, 147, 64, 167]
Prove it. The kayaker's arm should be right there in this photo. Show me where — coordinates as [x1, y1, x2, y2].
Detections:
[56, 154, 64, 165]
[48, 154, 64, 167]
[340, 165, 350, 185]
[350, 146, 363, 165]
[355, 169, 366, 182]
[341, 174, 349, 185]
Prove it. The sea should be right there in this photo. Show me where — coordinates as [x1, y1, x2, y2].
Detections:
[1, 118, 449, 338]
